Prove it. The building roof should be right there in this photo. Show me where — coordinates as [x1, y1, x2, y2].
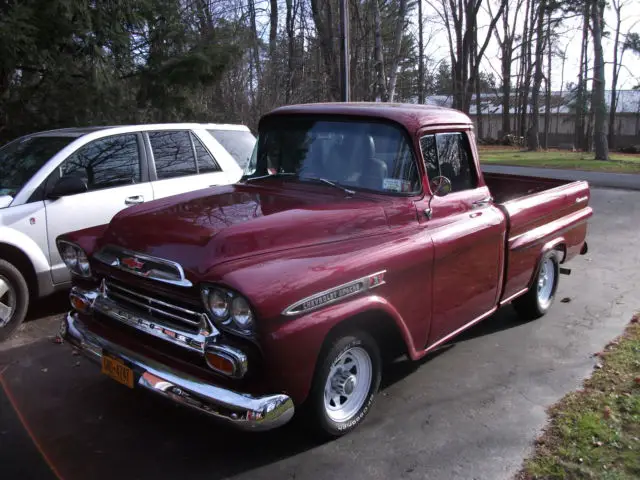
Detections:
[265, 102, 474, 130]
[419, 90, 640, 115]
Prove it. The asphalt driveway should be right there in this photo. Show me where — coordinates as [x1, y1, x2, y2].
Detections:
[1, 187, 639, 480]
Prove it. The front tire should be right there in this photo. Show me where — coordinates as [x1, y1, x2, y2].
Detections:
[513, 251, 559, 320]
[306, 331, 381, 438]
[0, 259, 29, 342]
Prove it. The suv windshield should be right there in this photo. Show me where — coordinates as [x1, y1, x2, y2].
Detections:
[0, 135, 75, 198]
[245, 117, 421, 194]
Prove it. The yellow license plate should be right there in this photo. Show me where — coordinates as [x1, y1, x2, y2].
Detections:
[101, 354, 134, 389]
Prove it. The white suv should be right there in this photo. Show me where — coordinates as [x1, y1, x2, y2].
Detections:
[0, 123, 254, 340]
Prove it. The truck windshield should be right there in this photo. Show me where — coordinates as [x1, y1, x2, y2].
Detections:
[245, 117, 421, 194]
[0, 135, 75, 199]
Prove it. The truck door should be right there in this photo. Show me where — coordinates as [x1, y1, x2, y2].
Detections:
[417, 131, 506, 346]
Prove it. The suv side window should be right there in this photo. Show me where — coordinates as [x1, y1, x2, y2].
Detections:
[420, 132, 476, 192]
[191, 133, 221, 173]
[60, 134, 141, 190]
[149, 131, 197, 179]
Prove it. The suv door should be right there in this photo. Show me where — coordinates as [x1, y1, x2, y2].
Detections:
[419, 131, 506, 346]
[45, 133, 153, 284]
[146, 130, 229, 199]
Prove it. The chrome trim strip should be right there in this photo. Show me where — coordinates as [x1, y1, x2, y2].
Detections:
[107, 289, 201, 326]
[92, 294, 213, 353]
[94, 245, 193, 287]
[107, 281, 201, 317]
[282, 270, 387, 316]
[62, 312, 294, 431]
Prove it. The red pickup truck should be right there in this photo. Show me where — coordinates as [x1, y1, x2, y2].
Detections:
[58, 103, 592, 437]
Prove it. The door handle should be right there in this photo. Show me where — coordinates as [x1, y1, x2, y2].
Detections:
[125, 195, 144, 206]
[472, 196, 493, 209]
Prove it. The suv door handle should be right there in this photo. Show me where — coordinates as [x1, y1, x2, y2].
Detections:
[472, 196, 493, 208]
[125, 195, 144, 206]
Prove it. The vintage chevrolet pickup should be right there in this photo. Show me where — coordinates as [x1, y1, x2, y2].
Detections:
[57, 103, 592, 437]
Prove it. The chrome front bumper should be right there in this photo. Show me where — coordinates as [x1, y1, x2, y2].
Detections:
[60, 312, 294, 431]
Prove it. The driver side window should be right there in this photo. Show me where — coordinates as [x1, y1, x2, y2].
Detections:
[420, 132, 476, 193]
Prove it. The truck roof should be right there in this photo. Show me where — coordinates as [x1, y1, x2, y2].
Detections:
[263, 102, 474, 130]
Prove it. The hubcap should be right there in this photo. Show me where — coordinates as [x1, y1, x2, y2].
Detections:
[536, 257, 555, 309]
[0, 276, 16, 328]
[324, 346, 372, 423]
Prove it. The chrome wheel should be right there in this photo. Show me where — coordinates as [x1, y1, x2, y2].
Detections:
[323, 346, 372, 423]
[0, 275, 16, 328]
[537, 257, 555, 309]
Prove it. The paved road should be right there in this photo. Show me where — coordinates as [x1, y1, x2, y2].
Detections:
[1, 187, 639, 480]
[482, 164, 640, 190]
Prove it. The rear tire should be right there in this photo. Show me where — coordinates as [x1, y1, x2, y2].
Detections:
[305, 331, 381, 439]
[513, 251, 559, 321]
[0, 259, 29, 342]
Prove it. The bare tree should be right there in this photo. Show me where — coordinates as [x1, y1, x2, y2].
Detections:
[373, 0, 388, 101]
[418, 0, 425, 103]
[491, 0, 525, 136]
[430, 0, 506, 112]
[527, 0, 546, 150]
[387, 0, 409, 102]
[608, 0, 627, 150]
[590, 0, 608, 160]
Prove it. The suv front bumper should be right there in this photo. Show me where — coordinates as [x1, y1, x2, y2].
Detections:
[59, 312, 294, 431]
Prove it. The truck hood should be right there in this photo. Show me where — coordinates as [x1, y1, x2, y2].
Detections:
[98, 184, 390, 275]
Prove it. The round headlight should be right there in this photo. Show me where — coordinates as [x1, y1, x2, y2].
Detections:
[77, 249, 91, 276]
[61, 244, 78, 269]
[207, 289, 230, 319]
[231, 296, 254, 331]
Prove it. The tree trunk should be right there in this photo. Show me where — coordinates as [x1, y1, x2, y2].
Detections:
[591, 0, 608, 160]
[575, 2, 589, 151]
[543, 9, 552, 149]
[528, 0, 545, 151]
[556, 44, 568, 136]
[310, 0, 340, 100]
[373, 0, 387, 101]
[387, 0, 408, 102]
[608, 0, 623, 150]
[269, 0, 278, 60]
[418, 0, 424, 104]
[286, 0, 295, 103]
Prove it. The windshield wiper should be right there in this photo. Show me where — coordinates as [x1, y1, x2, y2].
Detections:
[244, 172, 298, 183]
[302, 177, 355, 196]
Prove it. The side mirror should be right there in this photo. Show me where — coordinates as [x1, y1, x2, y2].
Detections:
[429, 176, 452, 197]
[48, 176, 88, 199]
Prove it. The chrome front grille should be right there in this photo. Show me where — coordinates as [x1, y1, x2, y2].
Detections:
[104, 280, 206, 333]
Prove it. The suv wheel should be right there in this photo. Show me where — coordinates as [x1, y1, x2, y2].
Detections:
[307, 331, 381, 438]
[0, 259, 29, 342]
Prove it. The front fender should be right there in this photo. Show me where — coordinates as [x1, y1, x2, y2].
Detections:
[0, 226, 50, 274]
[261, 294, 416, 404]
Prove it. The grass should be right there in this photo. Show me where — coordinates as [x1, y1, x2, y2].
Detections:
[479, 146, 640, 174]
[518, 314, 640, 480]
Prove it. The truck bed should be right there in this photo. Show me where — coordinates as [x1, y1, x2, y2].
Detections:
[484, 172, 592, 304]
[483, 172, 571, 204]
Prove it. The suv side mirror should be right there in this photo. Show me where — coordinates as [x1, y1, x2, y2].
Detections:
[429, 176, 452, 197]
[48, 176, 88, 199]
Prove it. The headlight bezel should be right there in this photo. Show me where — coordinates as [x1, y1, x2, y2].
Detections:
[201, 285, 256, 337]
[57, 240, 92, 278]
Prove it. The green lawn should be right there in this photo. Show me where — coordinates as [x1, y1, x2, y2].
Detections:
[479, 148, 640, 174]
[518, 315, 640, 479]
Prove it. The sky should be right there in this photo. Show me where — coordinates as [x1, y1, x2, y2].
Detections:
[420, 0, 640, 92]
